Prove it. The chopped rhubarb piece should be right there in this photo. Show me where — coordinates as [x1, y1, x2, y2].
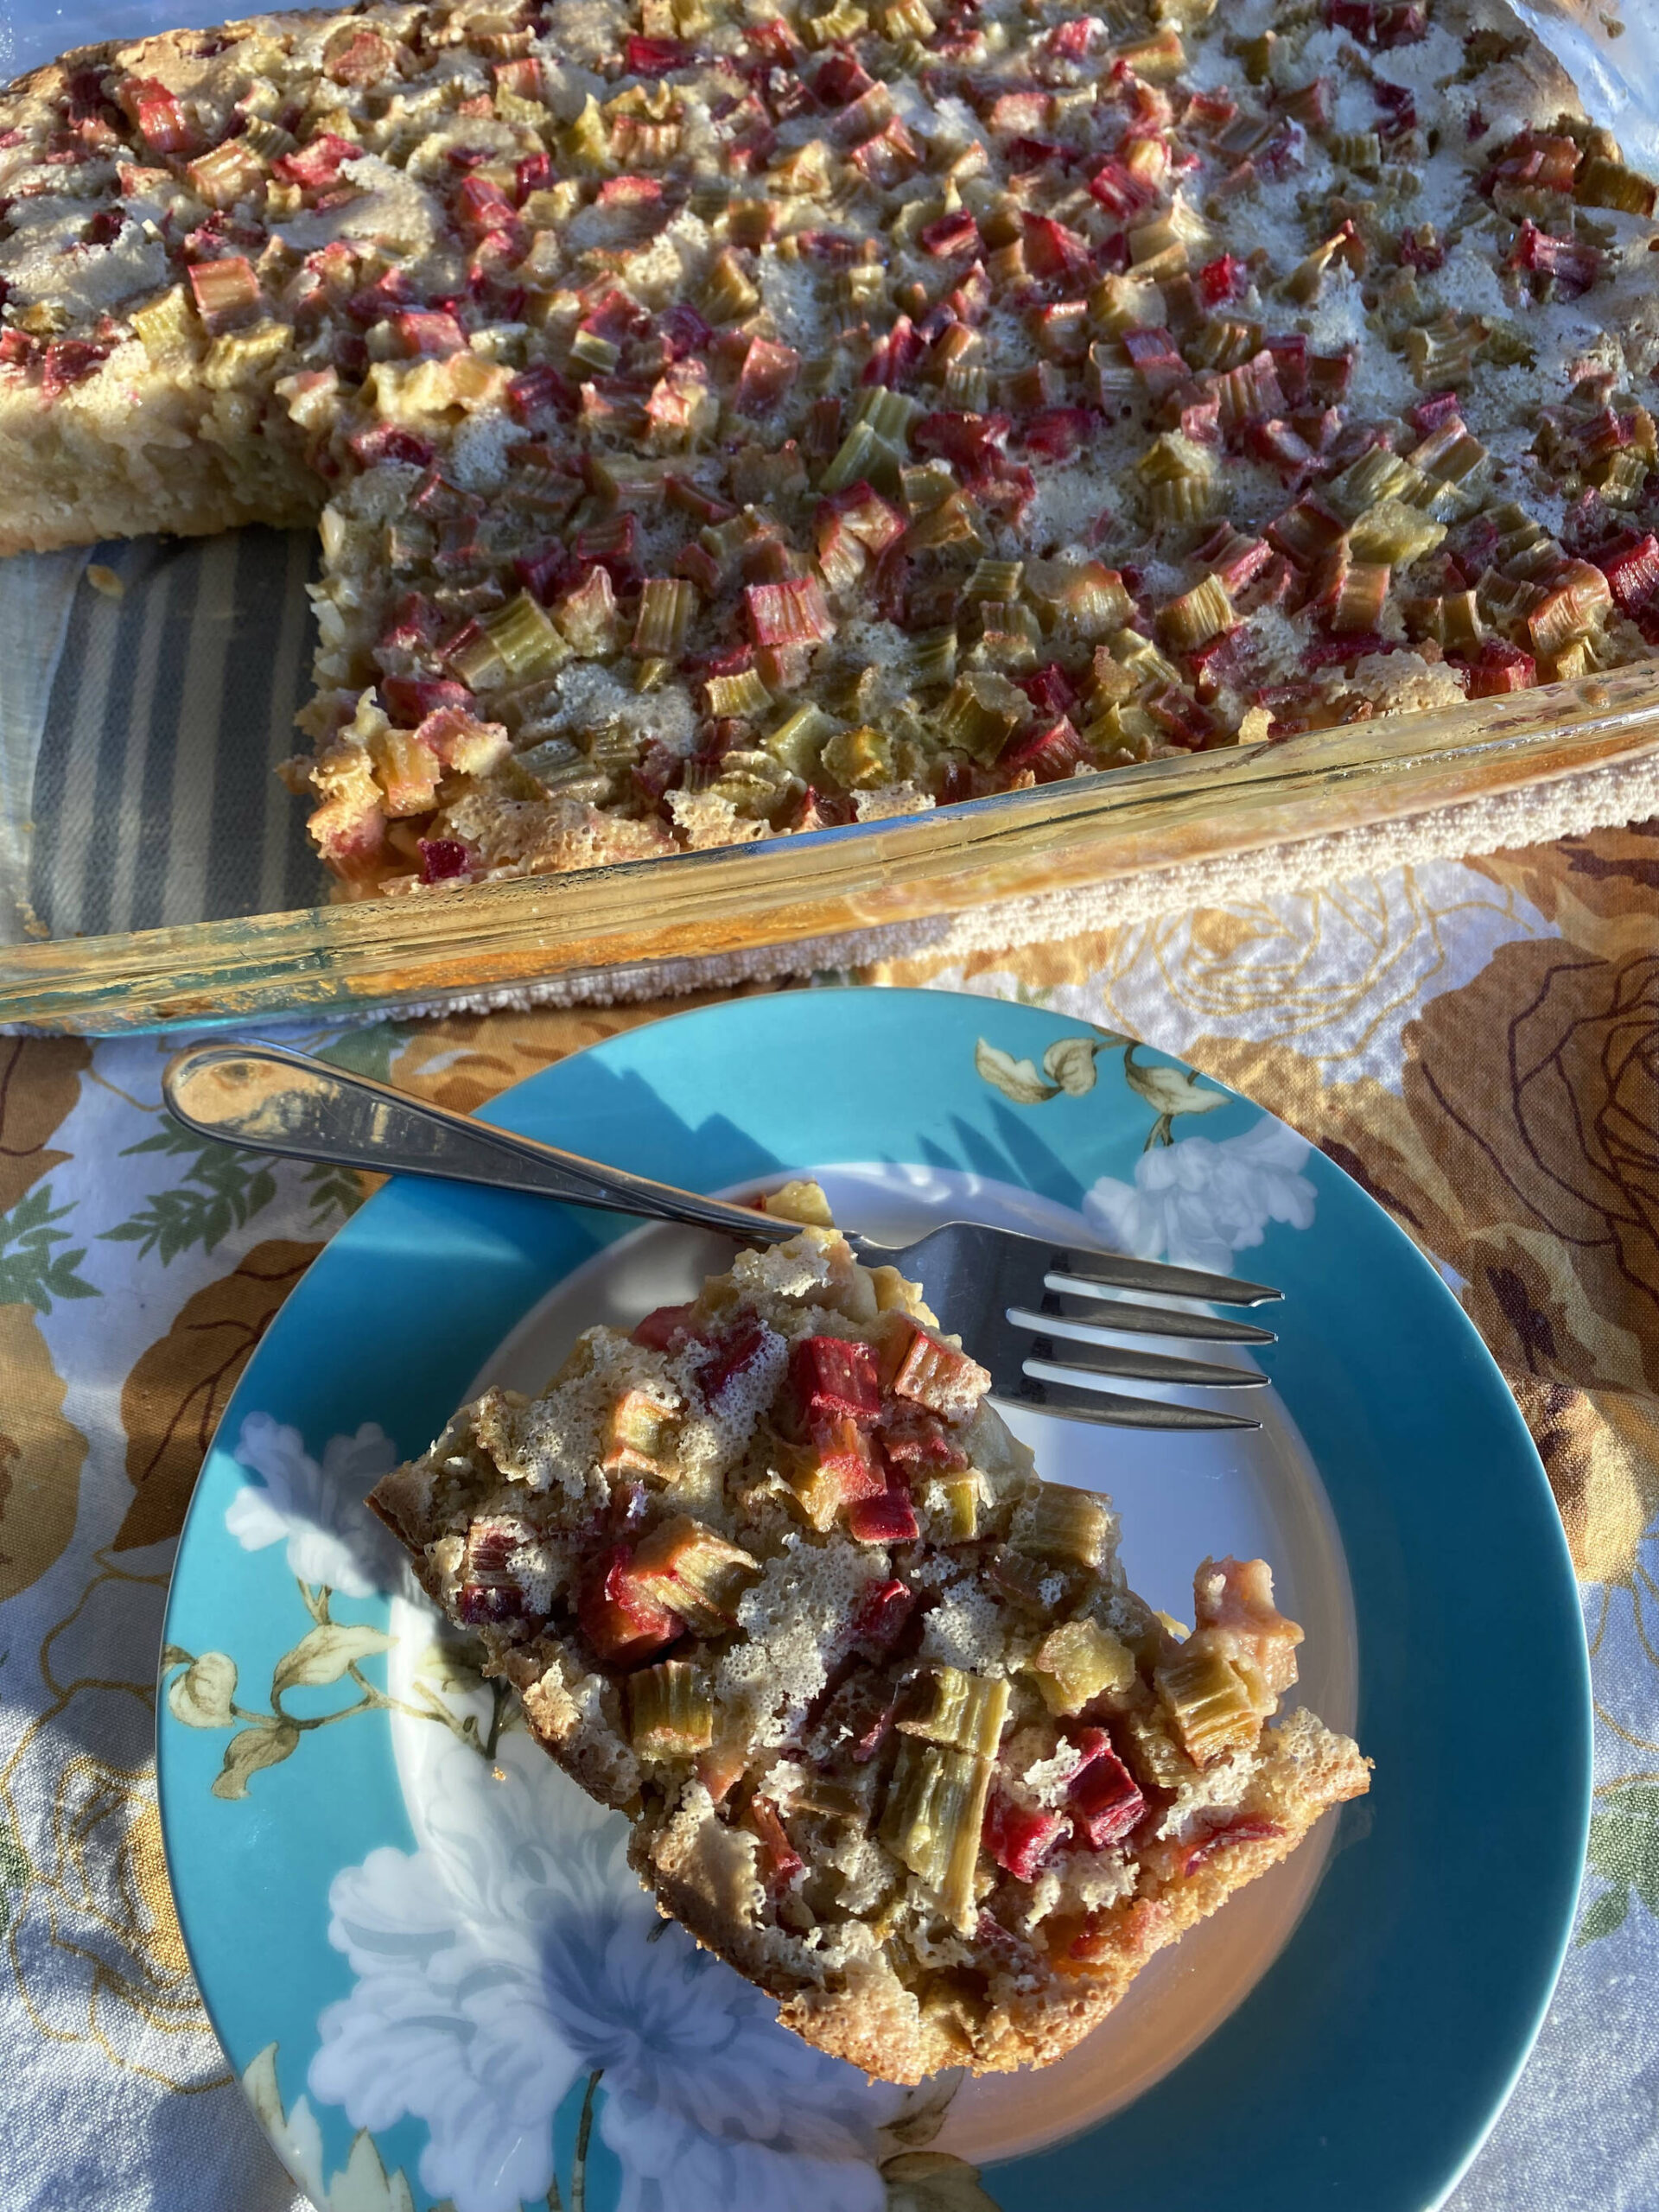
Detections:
[391, 309, 466, 359]
[1066, 1727, 1147, 1848]
[603, 1387, 679, 1476]
[504, 365, 575, 424]
[579, 1543, 681, 1668]
[1463, 639, 1535, 696]
[983, 1793, 1065, 1881]
[696, 1317, 770, 1403]
[1594, 532, 1659, 613]
[1507, 220, 1600, 299]
[810, 1414, 887, 1504]
[632, 1516, 760, 1634]
[1017, 664, 1078, 718]
[349, 423, 436, 467]
[1001, 716, 1089, 782]
[888, 1325, 991, 1419]
[1309, 351, 1354, 405]
[744, 577, 836, 649]
[1088, 159, 1156, 219]
[382, 677, 472, 722]
[815, 53, 874, 105]
[1267, 496, 1345, 567]
[455, 174, 518, 237]
[455, 1516, 539, 1626]
[851, 1577, 918, 1656]
[747, 1798, 804, 1886]
[1323, 0, 1427, 44]
[920, 211, 980, 258]
[1374, 79, 1416, 136]
[735, 335, 801, 416]
[879, 1406, 969, 1471]
[417, 838, 471, 883]
[1021, 408, 1093, 461]
[275, 132, 358, 188]
[41, 341, 107, 397]
[188, 256, 258, 332]
[1198, 253, 1249, 306]
[746, 14, 801, 61]
[862, 314, 925, 388]
[1262, 334, 1309, 410]
[456, 1580, 527, 1625]
[118, 75, 191, 153]
[1122, 327, 1188, 399]
[847, 1476, 920, 1546]
[1196, 524, 1274, 598]
[1147, 685, 1219, 748]
[1022, 213, 1090, 282]
[791, 1336, 882, 1424]
[1488, 129, 1580, 191]
[1175, 1815, 1287, 1877]
[631, 1301, 701, 1351]
[515, 149, 550, 200]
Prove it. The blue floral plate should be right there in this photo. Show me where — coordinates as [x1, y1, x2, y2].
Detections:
[157, 988, 1589, 2212]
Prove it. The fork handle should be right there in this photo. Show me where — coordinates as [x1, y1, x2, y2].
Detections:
[162, 1041, 804, 1246]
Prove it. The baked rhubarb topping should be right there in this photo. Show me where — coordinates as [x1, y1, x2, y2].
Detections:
[367, 1181, 1369, 2081]
[2, 0, 1656, 897]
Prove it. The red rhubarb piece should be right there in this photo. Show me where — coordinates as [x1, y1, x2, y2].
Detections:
[631, 1302, 701, 1351]
[1067, 1727, 1147, 1848]
[747, 1798, 804, 1885]
[417, 838, 470, 883]
[983, 1792, 1066, 1880]
[850, 1577, 918, 1655]
[811, 1415, 887, 1503]
[382, 677, 472, 722]
[696, 1317, 770, 1402]
[1463, 640, 1536, 696]
[578, 1544, 681, 1668]
[790, 1337, 882, 1424]
[846, 1470, 919, 1545]
[879, 1406, 968, 1471]
[1176, 1815, 1286, 1876]
[1594, 531, 1659, 613]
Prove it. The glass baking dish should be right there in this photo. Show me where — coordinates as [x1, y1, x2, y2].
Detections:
[3, 652, 1656, 1033]
[7, 0, 1659, 1035]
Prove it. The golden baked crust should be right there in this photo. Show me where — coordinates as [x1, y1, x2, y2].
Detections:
[3, 0, 1658, 899]
[365, 1196, 1369, 2083]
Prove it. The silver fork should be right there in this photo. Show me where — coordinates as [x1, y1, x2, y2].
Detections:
[163, 1041, 1281, 1433]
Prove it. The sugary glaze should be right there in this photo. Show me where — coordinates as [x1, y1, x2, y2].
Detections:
[368, 1184, 1368, 2081]
[4, 0, 1656, 896]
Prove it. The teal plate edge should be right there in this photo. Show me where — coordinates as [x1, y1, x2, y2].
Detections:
[156, 987, 1592, 2212]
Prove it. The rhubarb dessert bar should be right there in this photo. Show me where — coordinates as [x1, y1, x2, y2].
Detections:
[3, 0, 1659, 899]
[367, 1184, 1368, 2080]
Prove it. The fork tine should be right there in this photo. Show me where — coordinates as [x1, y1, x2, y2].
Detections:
[1029, 1295, 1276, 1345]
[1006, 1377, 1262, 1431]
[1053, 1253, 1281, 1306]
[1011, 1325, 1268, 1389]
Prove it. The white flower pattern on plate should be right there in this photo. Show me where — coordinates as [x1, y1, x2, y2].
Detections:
[225, 1413, 402, 1597]
[1083, 1116, 1318, 1277]
[308, 1732, 899, 2212]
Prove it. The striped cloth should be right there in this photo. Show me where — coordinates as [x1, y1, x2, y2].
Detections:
[24, 531, 325, 938]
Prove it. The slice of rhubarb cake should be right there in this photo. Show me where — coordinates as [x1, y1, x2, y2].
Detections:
[367, 1182, 1368, 2082]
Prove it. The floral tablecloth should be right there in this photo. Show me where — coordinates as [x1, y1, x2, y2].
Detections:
[1, 820, 1655, 2212]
